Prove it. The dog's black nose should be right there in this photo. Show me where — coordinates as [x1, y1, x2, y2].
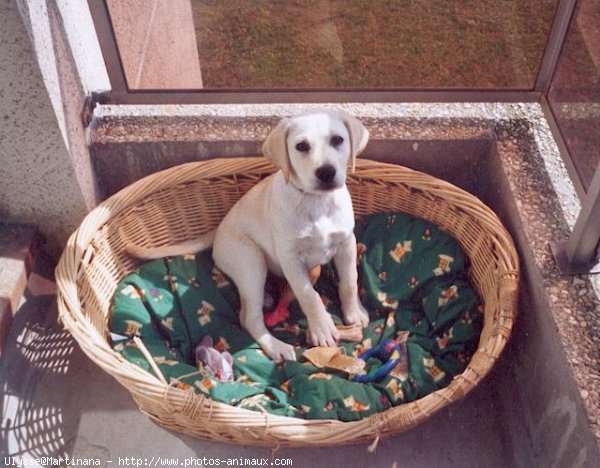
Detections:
[315, 165, 336, 183]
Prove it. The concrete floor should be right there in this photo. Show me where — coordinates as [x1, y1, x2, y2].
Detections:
[0, 259, 521, 468]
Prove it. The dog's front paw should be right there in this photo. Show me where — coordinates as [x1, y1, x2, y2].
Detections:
[307, 314, 340, 347]
[263, 338, 297, 363]
[343, 302, 369, 328]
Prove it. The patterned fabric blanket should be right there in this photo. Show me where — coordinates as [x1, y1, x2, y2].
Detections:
[110, 212, 483, 421]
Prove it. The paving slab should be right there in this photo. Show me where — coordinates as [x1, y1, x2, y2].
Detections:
[0, 223, 39, 351]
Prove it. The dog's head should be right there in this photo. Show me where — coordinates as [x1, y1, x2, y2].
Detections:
[262, 110, 369, 193]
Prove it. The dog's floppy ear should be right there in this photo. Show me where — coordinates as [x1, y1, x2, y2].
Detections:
[262, 118, 292, 182]
[340, 112, 369, 173]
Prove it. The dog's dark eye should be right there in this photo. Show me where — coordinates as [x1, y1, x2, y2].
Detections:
[295, 141, 310, 153]
[330, 135, 344, 147]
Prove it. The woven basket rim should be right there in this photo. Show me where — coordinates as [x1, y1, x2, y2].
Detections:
[55, 157, 519, 446]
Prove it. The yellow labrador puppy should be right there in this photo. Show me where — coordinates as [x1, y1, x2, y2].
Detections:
[127, 110, 370, 361]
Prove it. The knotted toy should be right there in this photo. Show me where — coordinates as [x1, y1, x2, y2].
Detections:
[352, 338, 407, 383]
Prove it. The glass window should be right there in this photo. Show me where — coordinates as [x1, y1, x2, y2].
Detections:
[106, 0, 559, 90]
[548, 0, 600, 191]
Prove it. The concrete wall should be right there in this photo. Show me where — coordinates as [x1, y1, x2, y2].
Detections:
[0, 0, 109, 257]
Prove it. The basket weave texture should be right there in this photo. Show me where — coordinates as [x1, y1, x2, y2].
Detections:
[56, 157, 519, 447]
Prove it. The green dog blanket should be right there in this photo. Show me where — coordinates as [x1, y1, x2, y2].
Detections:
[110, 212, 483, 421]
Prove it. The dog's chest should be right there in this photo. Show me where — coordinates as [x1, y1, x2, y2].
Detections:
[296, 215, 351, 266]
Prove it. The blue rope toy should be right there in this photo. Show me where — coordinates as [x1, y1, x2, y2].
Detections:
[352, 338, 405, 383]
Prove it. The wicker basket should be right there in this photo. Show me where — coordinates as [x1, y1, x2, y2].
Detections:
[56, 157, 519, 447]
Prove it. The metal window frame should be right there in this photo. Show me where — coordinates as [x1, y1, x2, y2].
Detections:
[88, 0, 554, 104]
[552, 164, 600, 274]
[88, 0, 599, 273]
[542, 0, 600, 274]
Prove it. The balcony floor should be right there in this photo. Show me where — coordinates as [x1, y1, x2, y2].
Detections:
[2, 103, 599, 467]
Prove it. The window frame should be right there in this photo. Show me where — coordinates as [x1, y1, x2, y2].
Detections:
[89, 0, 561, 104]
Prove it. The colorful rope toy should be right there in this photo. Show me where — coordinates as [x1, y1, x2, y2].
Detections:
[352, 338, 404, 383]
